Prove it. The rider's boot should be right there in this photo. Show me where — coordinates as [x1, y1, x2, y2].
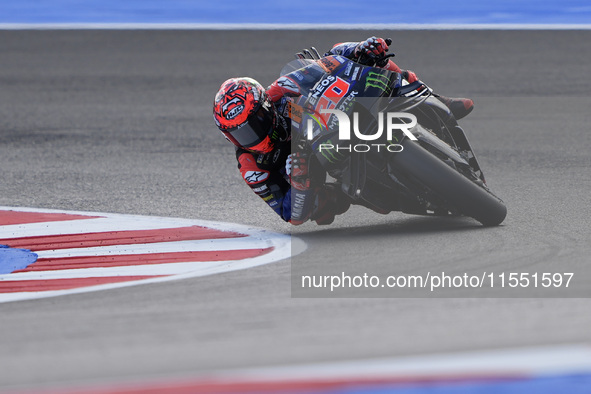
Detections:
[436, 96, 474, 120]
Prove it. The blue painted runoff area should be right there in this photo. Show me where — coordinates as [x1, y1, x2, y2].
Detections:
[320, 373, 591, 394]
[0, 0, 591, 25]
[0, 245, 38, 274]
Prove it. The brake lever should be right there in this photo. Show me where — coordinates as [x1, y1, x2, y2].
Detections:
[376, 53, 396, 68]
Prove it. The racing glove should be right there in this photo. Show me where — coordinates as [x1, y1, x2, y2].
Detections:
[286, 152, 310, 191]
[354, 37, 389, 62]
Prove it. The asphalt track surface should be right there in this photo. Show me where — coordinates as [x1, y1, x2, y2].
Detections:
[0, 30, 590, 390]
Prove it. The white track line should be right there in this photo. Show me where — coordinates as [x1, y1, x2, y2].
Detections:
[190, 344, 591, 383]
[0, 206, 273, 234]
[1, 23, 591, 30]
[35, 344, 590, 391]
[1, 258, 268, 280]
[0, 217, 204, 239]
[0, 206, 304, 303]
[33, 237, 275, 258]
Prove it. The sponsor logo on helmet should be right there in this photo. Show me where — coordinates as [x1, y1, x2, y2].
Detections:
[222, 97, 246, 120]
[226, 104, 245, 120]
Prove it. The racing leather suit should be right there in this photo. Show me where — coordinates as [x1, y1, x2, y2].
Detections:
[235, 42, 416, 225]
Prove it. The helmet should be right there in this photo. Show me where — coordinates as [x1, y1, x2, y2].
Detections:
[213, 77, 278, 154]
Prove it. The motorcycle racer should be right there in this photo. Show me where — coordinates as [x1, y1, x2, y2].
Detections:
[212, 37, 474, 225]
[213, 76, 345, 225]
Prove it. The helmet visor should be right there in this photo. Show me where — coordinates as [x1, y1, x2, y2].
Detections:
[224, 106, 275, 150]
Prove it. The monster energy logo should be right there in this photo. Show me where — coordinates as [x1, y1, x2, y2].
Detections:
[365, 72, 391, 93]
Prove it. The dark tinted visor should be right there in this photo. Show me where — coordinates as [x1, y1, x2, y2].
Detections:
[224, 106, 275, 149]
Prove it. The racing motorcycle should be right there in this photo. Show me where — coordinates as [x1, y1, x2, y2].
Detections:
[282, 47, 507, 226]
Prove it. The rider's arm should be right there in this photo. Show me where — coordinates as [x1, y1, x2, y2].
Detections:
[286, 151, 315, 225]
[325, 41, 360, 58]
[327, 38, 418, 81]
[266, 75, 302, 102]
[236, 150, 292, 222]
[236, 149, 324, 225]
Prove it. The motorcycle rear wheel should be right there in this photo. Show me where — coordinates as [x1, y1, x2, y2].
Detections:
[391, 140, 507, 226]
